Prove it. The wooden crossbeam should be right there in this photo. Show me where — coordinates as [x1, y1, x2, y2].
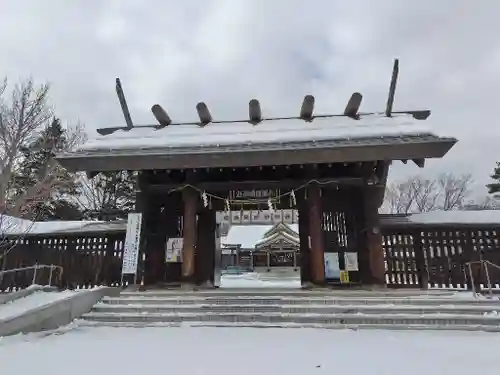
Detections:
[385, 59, 399, 117]
[151, 104, 172, 127]
[249, 99, 262, 124]
[196, 102, 212, 126]
[115, 78, 134, 129]
[300, 95, 315, 121]
[344, 92, 363, 119]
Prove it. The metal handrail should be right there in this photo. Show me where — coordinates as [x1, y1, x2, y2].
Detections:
[0, 264, 63, 287]
[465, 260, 500, 297]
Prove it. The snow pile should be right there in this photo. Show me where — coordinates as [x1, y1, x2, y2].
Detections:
[220, 272, 301, 288]
[1, 326, 499, 375]
[0, 290, 77, 321]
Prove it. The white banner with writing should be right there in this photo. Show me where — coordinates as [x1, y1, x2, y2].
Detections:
[121, 213, 143, 275]
[344, 252, 359, 271]
[324, 252, 341, 279]
[165, 237, 183, 263]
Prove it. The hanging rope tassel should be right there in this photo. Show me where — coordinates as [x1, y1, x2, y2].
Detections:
[290, 189, 297, 207]
[201, 191, 209, 208]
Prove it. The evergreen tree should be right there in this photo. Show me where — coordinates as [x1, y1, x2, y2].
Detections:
[78, 171, 136, 221]
[487, 162, 500, 198]
[11, 118, 82, 220]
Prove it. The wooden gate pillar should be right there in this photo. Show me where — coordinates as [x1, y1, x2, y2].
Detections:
[181, 188, 197, 284]
[308, 183, 325, 285]
[363, 185, 386, 286]
[298, 193, 311, 287]
[195, 207, 216, 287]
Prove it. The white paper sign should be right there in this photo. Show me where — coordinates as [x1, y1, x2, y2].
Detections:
[121, 213, 143, 275]
[165, 237, 183, 263]
[344, 252, 359, 271]
[324, 252, 340, 279]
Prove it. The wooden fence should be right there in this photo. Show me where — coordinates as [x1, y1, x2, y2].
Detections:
[0, 231, 131, 291]
[382, 216, 500, 290]
[1, 216, 499, 291]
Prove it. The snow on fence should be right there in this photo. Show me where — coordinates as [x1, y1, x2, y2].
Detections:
[0, 212, 499, 291]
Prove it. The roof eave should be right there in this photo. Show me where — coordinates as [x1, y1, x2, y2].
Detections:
[56, 137, 457, 172]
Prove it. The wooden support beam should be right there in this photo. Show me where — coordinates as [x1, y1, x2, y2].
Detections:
[308, 183, 325, 285]
[412, 158, 425, 168]
[115, 78, 134, 129]
[196, 102, 212, 126]
[249, 99, 262, 124]
[363, 186, 386, 286]
[195, 208, 216, 287]
[344, 92, 363, 119]
[151, 104, 172, 127]
[385, 59, 399, 117]
[300, 95, 315, 121]
[297, 192, 311, 287]
[374, 161, 391, 208]
[181, 188, 197, 284]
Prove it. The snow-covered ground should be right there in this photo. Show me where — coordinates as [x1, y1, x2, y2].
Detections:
[1, 326, 499, 375]
[0, 290, 78, 321]
[220, 271, 301, 288]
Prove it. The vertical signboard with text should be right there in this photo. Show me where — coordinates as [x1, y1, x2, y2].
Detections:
[121, 213, 143, 282]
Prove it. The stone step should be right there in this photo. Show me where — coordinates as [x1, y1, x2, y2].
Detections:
[81, 311, 500, 327]
[118, 289, 459, 298]
[91, 303, 500, 315]
[102, 296, 500, 306]
[76, 319, 500, 332]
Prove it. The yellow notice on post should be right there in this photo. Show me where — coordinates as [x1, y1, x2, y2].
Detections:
[340, 270, 350, 283]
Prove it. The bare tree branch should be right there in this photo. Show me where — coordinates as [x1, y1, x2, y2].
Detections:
[438, 172, 473, 211]
[411, 177, 439, 213]
[0, 78, 52, 214]
[383, 173, 473, 214]
[0, 78, 86, 259]
[384, 179, 416, 214]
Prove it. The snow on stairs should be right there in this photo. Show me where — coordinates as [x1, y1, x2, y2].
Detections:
[78, 289, 500, 332]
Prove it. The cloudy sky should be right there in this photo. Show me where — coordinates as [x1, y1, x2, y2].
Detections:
[1, 0, 498, 196]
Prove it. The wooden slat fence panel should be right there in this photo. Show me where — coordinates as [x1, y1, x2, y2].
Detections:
[3, 218, 500, 291]
[0, 232, 126, 292]
[382, 224, 500, 291]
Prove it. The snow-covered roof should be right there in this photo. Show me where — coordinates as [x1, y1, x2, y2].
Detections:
[263, 222, 299, 238]
[255, 231, 300, 248]
[0, 215, 34, 234]
[75, 114, 433, 153]
[0, 215, 123, 236]
[221, 223, 300, 249]
[408, 210, 500, 225]
[222, 225, 272, 249]
[55, 110, 457, 172]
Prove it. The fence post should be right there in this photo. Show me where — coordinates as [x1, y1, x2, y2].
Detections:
[413, 230, 428, 289]
[31, 263, 38, 285]
[483, 261, 493, 296]
[467, 263, 476, 295]
[48, 265, 54, 286]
